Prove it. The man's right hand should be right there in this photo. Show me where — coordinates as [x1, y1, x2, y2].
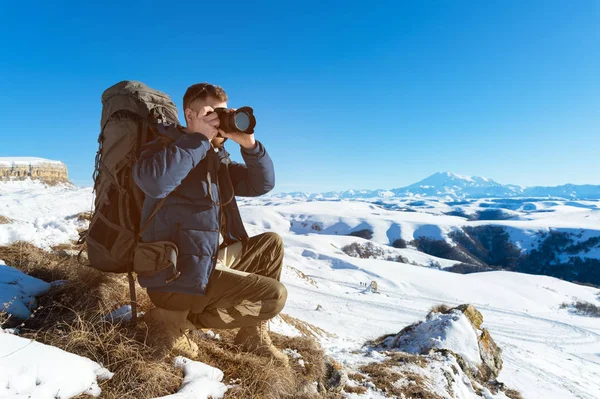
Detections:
[187, 106, 220, 140]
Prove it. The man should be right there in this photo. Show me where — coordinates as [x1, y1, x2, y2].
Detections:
[133, 83, 288, 365]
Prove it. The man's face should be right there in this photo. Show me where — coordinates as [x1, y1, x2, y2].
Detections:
[187, 95, 228, 147]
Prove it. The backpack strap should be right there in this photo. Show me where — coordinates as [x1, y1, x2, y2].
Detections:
[127, 270, 138, 325]
[138, 196, 169, 239]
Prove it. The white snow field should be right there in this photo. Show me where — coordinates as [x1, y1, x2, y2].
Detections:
[1, 179, 599, 398]
[0, 179, 91, 248]
[0, 327, 114, 398]
[0, 260, 228, 399]
[0, 260, 51, 319]
[154, 357, 228, 399]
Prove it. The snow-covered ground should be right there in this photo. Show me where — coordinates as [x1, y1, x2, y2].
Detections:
[0, 326, 114, 398]
[0, 179, 91, 248]
[1, 180, 599, 398]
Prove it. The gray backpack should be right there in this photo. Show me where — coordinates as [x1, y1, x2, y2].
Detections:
[78, 81, 180, 321]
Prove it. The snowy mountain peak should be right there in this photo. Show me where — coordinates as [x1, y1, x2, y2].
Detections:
[272, 171, 600, 200]
[413, 172, 499, 187]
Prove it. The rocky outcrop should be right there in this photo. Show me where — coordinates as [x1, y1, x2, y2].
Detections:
[0, 158, 69, 185]
[354, 304, 519, 399]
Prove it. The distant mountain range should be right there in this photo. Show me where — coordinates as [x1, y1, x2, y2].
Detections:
[273, 172, 600, 200]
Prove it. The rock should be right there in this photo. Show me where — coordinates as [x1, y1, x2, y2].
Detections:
[369, 280, 378, 293]
[478, 328, 503, 380]
[364, 304, 514, 398]
[324, 357, 348, 393]
[456, 303, 484, 330]
[298, 381, 319, 396]
[0, 158, 69, 184]
[57, 249, 84, 258]
[379, 303, 502, 380]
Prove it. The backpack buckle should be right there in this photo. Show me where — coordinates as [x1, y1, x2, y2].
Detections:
[165, 264, 181, 284]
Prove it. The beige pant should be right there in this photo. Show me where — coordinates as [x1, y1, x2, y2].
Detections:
[148, 232, 287, 329]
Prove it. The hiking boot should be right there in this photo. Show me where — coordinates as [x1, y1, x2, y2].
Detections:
[144, 307, 199, 358]
[234, 321, 289, 366]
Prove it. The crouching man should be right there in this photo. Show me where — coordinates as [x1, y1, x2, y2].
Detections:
[133, 83, 288, 365]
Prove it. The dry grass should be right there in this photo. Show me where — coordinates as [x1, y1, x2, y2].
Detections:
[560, 301, 600, 317]
[428, 303, 453, 315]
[286, 264, 319, 287]
[0, 215, 13, 224]
[0, 241, 340, 399]
[278, 313, 336, 340]
[359, 356, 443, 399]
[77, 211, 93, 222]
[343, 385, 368, 394]
[349, 352, 442, 398]
[504, 388, 526, 399]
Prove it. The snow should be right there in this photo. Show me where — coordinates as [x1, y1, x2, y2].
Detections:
[0, 262, 114, 397]
[104, 304, 133, 323]
[268, 314, 303, 337]
[0, 260, 51, 319]
[0, 259, 228, 399]
[0, 157, 64, 167]
[1, 180, 599, 398]
[236, 197, 600, 398]
[0, 328, 113, 398]
[383, 310, 482, 370]
[239, 197, 600, 261]
[0, 179, 93, 248]
[152, 357, 228, 399]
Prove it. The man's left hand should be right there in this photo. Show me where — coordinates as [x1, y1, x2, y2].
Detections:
[218, 129, 257, 150]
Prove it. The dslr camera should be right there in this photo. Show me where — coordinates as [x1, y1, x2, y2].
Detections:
[212, 107, 256, 135]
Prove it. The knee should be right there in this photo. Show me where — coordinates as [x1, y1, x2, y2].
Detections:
[266, 282, 288, 318]
[262, 232, 283, 246]
[262, 232, 283, 254]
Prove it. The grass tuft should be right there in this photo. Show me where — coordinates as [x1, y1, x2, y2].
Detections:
[560, 301, 600, 317]
[0, 241, 340, 398]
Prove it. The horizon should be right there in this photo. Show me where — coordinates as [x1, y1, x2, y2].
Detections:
[2, 158, 598, 194]
[1, 1, 598, 192]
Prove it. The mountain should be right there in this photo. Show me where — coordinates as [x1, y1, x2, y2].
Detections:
[0, 157, 69, 184]
[272, 172, 600, 200]
[391, 171, 524, 198]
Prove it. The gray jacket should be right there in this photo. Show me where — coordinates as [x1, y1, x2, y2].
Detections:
[133, 124, 275, 295]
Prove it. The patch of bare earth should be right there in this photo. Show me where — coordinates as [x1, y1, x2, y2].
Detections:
[0, 241, 342, 399]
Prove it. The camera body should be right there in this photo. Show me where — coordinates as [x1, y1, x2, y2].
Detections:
[213, 106, 256, 135]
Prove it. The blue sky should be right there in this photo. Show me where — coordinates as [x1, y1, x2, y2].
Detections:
[0, 1, 598, 192]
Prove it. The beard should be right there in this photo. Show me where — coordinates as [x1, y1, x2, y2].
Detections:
[211, 137, 227, 148]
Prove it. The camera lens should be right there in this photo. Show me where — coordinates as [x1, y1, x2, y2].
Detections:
[234, 111, 251, 131]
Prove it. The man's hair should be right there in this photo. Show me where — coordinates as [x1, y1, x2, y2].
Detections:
[183, 83, 228, 110]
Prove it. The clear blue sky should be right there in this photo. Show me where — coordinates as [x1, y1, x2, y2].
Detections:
[0, 0, 598, 191]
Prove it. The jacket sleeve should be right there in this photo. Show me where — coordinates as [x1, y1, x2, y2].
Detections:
[228, 141, 275, 197]
[133, 133, 211, 199]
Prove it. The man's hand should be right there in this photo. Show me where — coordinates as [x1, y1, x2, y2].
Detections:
[219, 129, 257, 150]
[217, 108, 257, 150]
[187, 106, 220, 141]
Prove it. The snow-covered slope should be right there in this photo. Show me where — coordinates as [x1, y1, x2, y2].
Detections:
[1, 180, 600, 398]
[271, 171, 600, 200]
[393, 172, 522, 198]
[268, 225, 600, 399]
[0, 179, 92, 247]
